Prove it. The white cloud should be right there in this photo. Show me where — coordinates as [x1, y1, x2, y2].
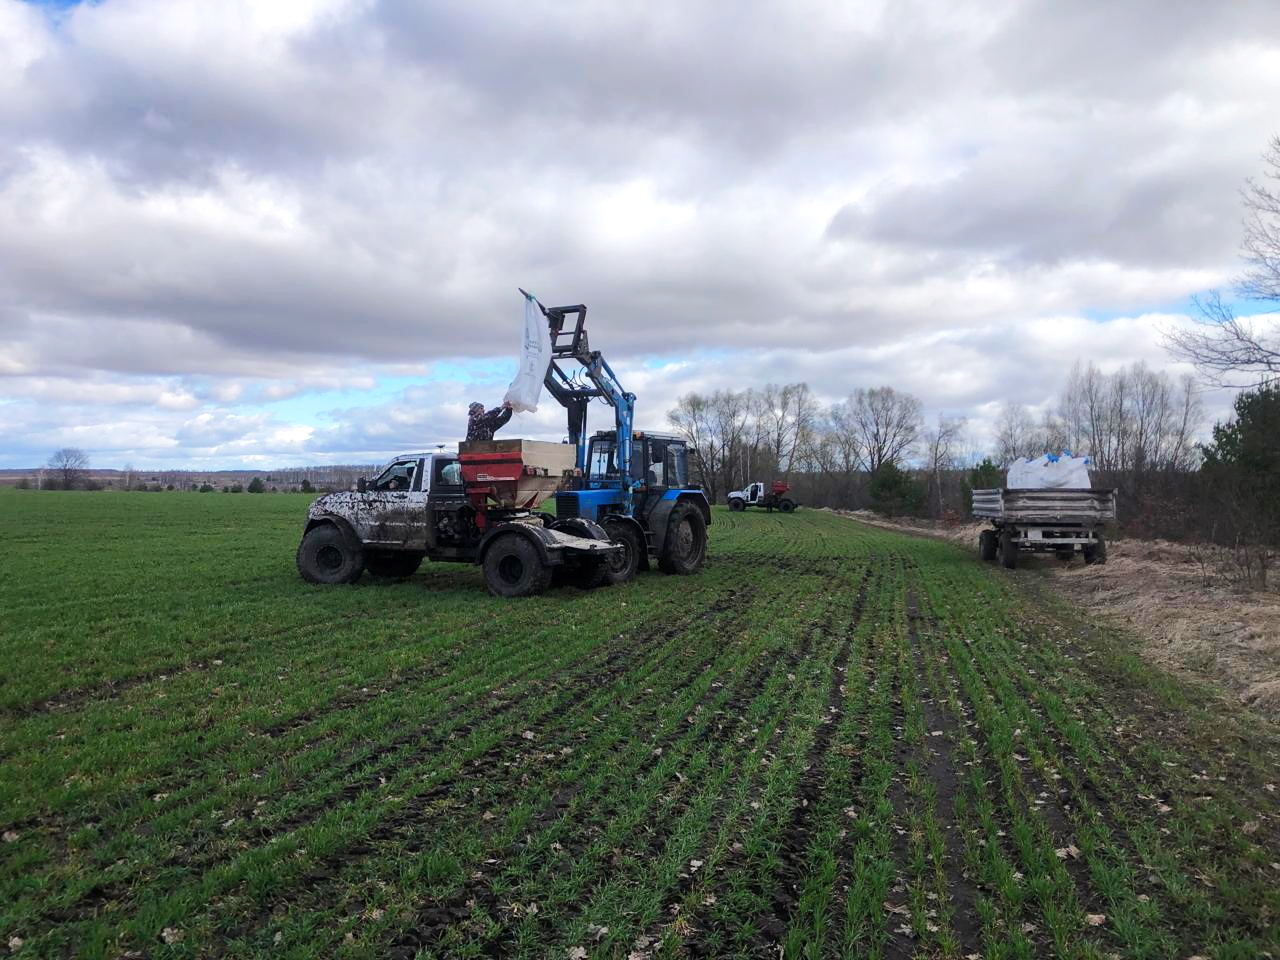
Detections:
[0, 0, 1277, 467]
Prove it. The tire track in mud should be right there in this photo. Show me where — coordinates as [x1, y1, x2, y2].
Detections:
[693, 561, 877, 957]
[19, 588, 753, 941]
[201, 580, 795, 954]
[379, 577, 860, 959]
[926, 594, 1122, 956]
[904, 586, 985, 958]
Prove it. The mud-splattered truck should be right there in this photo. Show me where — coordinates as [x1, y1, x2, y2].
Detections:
[295, 439, 621, 597]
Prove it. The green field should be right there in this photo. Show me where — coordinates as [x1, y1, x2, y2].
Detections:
[1, 490, 1277, 959]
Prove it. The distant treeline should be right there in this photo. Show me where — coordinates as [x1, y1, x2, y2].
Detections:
[668, 366, 1278, 587]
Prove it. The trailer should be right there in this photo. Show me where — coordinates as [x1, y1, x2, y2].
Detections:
[971, 486, 1116, 569]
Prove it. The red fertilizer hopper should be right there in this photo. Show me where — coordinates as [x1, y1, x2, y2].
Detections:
[459, 439, 578, 512]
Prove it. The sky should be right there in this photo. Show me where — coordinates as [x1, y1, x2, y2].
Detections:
[2, 0, 1279, 470]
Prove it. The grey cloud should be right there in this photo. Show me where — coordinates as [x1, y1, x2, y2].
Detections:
[0, 0, 1275, 467]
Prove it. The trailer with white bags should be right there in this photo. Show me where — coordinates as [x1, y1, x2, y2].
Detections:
[971, 454, 1116, 569]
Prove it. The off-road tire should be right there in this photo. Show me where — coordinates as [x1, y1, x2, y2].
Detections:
[1083, 534, 1108, 566]
[601, 518, 643, 585]
[297, 524, 365, 585]
[482, 532, 552, 598]
[365, 551, 424, 580]
[978, 529, 997, 563]
[999, 527, 1018, 570]
[658, 503, 708, 575]
[550, 520, 609, 589]
[779, 499, 796, 513]
[728, 498, 745, 512]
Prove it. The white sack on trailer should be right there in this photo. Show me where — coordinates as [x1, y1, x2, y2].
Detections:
[1006, 454, 1093, 489]
[503, 293, 551, 412]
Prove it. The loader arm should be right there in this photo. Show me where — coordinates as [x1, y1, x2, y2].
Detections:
[522, 290, 638, 515]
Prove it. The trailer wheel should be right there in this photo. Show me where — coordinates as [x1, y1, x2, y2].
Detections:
[999, 528, 1019, 570]
[601, 518, 642, 585]
[1083, 534, 1108, 566]
[659, 503, 707, 575]
[297, 524, 365, 585]
[365, 551, 424, 580]
[482, 533, 552, 598]
[778, 499, 796, 513]
[978, 530, 997, 563]
[728, 498, 745, 512]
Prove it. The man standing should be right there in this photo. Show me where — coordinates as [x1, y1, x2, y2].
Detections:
[466, 401, 513, 441]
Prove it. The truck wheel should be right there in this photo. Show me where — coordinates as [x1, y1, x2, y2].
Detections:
[1084, 534, 1108, 565]
[365, 551, 424, 580]
[779, 499, 796, 513]
[297, 524, 365, 585]
[999, 528, 1018, 570]
[658, 503, 707, 575]
[482, 532, 552, 598]
[728, 498, 745, 512]
[601, 518, 642, 585]
[978, 530, 997, 563]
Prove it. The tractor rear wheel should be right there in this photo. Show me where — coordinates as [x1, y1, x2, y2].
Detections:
[365, 551, 424, 580]
[728, 498, 745, 512]
[659, 503, 707, 575]
[482, 532, 552, 598]
[601, 518, 642, 585]
[297, 524, 365, 585]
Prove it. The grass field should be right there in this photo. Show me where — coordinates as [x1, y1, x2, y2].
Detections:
[2, 489, 1278, 960]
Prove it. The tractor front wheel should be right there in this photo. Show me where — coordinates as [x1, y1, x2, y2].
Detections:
[659, 503, 707, 575]
[601, 519, 642, 585]
[550, 519, 610, 589]
[482, 532, 552, 598]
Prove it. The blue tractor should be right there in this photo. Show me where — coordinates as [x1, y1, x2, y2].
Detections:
[527, 292, 711, 585]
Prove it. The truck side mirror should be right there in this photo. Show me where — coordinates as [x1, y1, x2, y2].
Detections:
[357, 477, 367, 493]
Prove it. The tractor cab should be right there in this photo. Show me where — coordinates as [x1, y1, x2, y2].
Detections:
[585, 431, 690, 492]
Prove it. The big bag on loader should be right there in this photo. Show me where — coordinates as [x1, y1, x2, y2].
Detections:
[503, 293, 551, 412]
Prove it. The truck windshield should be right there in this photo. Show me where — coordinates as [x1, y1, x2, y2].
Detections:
[588, 439, 620, 483]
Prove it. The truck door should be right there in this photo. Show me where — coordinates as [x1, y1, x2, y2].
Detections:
[363, 457, 426, 547]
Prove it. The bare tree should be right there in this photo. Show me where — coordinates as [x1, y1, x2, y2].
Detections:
[668, 393, 718, 499]
[754, 383, 818, 480]
[993, 402, 1043, 466]
[1059, 361, 1203, 474]
[48, 448, 89, 490]
[843, 386, 922, 472]
[1165, 137, 1280, 386]
[923, 413, 966, 517]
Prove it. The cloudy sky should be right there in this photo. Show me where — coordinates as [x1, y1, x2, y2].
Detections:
[2, 0, 1279, 469]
